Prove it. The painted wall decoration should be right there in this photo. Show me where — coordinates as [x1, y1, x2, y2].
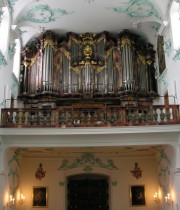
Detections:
[0, 50, 7, 68]
[156, 147, 171, 194]
[58, 152, 118, 172]
[19, 5, 73, 23]
[8, 42, 16, 60]
[130, 162, 142, 179]
[164, 40, 172, 57]
[8, 149, 21, 195]
[35, 163, 46, 180]
[105, 0, 162, 20]
[7, 0, 18, 13]
[174, 49, 180, 61]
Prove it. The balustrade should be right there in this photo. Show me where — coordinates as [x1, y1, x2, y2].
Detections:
[1, 105, 179, 128]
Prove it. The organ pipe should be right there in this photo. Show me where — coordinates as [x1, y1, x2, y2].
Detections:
[19, 30, 158, 106]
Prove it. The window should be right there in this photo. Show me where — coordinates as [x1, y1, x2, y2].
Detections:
[0, 6, 10, 56]
[170, 1, 180, 50]
[13, 39, 21, 79]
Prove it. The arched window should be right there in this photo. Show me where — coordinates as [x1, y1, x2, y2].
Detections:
[170, 1, 180, 50]
[13, 39, 21, 79]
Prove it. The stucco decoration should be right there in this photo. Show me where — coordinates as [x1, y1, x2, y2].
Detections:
[174, 49, 180, 61]
[19, 5, 73, 23]
[157, 147, 171, 194]
[106, 0, 162, 20]
[0, 50, 7, 67]
[8, 42, 16, 60]
[57, 152, 118, 172]
[164, 40, 172, 57]
[152, 23, 161, 32]
[7, 0, 18, 13]
[8, 149, 21, 196]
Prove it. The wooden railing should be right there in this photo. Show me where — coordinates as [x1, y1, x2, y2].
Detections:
[1, 105, 180, 128]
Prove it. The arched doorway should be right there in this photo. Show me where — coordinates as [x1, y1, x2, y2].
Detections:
[67, 174, 109, 210]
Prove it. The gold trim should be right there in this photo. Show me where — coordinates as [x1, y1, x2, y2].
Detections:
[61, 48, 70, 59]
[96, 66, 105, 73]
[121, 38, 133, 48]
[138, 55, 146, 65]
[97, 37, 104, 44]
[30, 54, 38, 67]
[106, 48, 113, 58]
[44, 39, 55, 49]
[71, 37, 79, 44]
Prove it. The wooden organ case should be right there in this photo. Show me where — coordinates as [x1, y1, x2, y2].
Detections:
[19, 30, 157, 109]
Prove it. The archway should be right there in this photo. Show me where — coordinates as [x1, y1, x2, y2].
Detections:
[67, 174, 109, 210]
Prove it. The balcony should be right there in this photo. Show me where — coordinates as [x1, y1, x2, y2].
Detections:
[1, 105, 180, 128]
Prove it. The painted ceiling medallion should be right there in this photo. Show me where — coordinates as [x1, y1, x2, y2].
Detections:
[107, 0, 162, 20]
[35, 163, 46, 180]
[130, 162, 142, 179]
[19, 5, 73, 23]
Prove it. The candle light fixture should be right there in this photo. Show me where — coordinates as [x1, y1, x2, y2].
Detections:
[165, 193, 173, 205]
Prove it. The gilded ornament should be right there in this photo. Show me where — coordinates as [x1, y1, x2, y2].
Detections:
[121, 38, 132, 48]
[84, 45, 92, 58]
[61, 48, 70, 59]
[138, 55, 146, 65]
[44, 39, 55, 49]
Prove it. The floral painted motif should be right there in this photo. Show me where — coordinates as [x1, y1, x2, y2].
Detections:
[130, 162, 142, 179]
[106, 0, 162, 20]
[19, 5, 73, 23]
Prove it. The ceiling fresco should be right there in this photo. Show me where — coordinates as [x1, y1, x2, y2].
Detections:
[0, 0, 172, 47]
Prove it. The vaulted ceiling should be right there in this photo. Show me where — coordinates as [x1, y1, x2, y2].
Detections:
[8, 0, 172, 47]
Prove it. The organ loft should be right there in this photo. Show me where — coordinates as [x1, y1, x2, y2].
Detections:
[19, 29, 157, 109]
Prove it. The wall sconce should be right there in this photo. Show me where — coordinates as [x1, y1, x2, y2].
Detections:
[7, 195, 15, 207]
[153, 192, 160, 203]
[18, 193, 25, 204]
[165, 193, 173, 205]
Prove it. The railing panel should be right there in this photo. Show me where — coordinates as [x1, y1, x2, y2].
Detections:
[1, 105, 180, 128]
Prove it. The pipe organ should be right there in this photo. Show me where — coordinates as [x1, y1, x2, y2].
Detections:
[19, 30, 157, 108]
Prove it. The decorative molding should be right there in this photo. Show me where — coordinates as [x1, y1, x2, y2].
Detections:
[57, 152, 118, 172]
[106, 0, 162, 20]
[0, 50, 7, 67]
[19, 4, 73, 23]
